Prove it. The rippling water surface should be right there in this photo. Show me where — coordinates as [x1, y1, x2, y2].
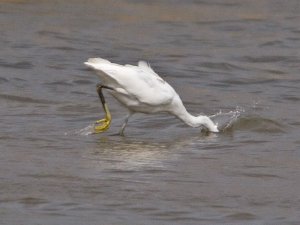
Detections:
[1, 0, 300, 224]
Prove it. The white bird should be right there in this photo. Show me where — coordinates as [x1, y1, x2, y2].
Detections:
[84, 58, 219, 135]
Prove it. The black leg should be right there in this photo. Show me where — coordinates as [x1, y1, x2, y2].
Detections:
[96, 83, 113, 107]
[93, 83, 113, 134]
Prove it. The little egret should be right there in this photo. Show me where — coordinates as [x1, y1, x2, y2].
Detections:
[85, 58, 219, 135]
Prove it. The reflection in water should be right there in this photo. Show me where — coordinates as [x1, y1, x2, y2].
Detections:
[80, 133, 220, 175]
[85, 139, 170, 171]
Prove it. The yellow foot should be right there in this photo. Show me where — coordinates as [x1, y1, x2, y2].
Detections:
[93, 118, 111, 133]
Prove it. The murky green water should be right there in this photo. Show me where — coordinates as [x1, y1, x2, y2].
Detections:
[1, 0, 300, 224]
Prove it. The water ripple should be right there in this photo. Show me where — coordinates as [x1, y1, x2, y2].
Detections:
[0, 77, 9, 83]
[0, 93, 57, 104]
[0, 60, 33, 69]
[200, 62, 244, 71]
[239, 56, 294, 63]
[232, 116, 285, 133]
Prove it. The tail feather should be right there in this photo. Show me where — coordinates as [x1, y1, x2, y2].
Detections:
[84, 58, 111, 68]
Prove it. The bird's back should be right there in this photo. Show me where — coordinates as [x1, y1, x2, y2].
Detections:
[85, 58, 177, 109]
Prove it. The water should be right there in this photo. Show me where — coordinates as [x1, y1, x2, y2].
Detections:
[1, 0, 300, 224]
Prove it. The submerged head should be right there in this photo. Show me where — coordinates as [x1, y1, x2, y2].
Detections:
[196, 115, 219, 132]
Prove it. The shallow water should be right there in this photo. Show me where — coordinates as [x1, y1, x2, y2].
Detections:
[1, 0, 300, 224]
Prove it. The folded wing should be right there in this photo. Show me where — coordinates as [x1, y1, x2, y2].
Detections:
[85, 58, 176, 106]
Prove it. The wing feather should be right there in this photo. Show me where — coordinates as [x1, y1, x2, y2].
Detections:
[85, 58, 175, 106]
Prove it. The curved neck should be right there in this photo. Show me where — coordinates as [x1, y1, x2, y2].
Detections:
[170, 97, 218, 132]
[174, 109, 201, 128]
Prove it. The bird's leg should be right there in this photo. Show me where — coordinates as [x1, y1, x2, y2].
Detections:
[119, 112, 133, 136]
[94, 84, 113, 134]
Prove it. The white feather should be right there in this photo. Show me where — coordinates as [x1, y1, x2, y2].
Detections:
[85, 58, 219, 133]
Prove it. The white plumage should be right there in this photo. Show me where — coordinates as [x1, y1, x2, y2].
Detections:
[85, 58, 218, 134]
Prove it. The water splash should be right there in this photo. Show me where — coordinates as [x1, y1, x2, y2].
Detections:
[75, 124, 95, 136]
[210, 107, 244, 132]
[64, 124, 95, 136]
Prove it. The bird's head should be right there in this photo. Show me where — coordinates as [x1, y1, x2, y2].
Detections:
[196, 115, 219, 132]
